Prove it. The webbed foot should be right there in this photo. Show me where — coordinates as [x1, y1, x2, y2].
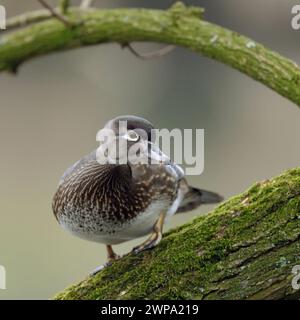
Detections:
[132, 231, 162, 254]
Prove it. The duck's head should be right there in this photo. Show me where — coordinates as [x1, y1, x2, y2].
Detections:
[96, 115, 168, 165]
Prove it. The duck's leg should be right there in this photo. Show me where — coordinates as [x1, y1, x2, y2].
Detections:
[132, 211, 166, 254]
[106, 244, 121, 262]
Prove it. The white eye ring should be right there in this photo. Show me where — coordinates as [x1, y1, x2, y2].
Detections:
[125, 130, 139, 142]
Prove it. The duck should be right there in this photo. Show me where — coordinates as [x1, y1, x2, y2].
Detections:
[52, 115, 222, 268]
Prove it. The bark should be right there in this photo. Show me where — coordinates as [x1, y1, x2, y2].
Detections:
[54, 168, 300, 300]
[1, 2, 300, 106]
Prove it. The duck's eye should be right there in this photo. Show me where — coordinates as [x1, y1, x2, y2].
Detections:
[126, 130, 139, 142]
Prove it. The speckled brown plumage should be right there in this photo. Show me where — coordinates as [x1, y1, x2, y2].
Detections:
[53, 151, 178, 226]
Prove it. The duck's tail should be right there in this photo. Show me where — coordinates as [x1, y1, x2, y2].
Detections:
[176, 187, 223, 213]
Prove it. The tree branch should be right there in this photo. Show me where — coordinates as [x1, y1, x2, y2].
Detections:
[0, 2, 299, 106]
[54, 168, 300, 300]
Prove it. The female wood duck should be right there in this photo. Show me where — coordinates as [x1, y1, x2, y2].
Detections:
[52, 115, 222, 268]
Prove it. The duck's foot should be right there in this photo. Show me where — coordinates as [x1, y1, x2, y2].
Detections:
[132, 231, 162, 254]
[89, 262, 112, 276]
[89, 245, 121, 276]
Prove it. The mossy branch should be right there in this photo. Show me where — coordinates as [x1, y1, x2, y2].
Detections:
[54, 168, 300, 300]
[1, 2, 300, 106]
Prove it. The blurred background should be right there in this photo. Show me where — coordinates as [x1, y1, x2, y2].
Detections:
[0, 0, 300, 299]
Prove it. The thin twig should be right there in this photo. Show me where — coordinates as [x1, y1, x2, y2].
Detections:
[5, 8, 89, 31]
[60, 0, 70, 14]
[37, 0, 71, 26]
[124, 43, 176, 60]
[80, 0, 95, 9]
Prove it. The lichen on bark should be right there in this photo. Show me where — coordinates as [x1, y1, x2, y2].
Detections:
[54, 168, 300, 300]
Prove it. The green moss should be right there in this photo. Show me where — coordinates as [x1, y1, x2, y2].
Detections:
[53, 168, 300, 300]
